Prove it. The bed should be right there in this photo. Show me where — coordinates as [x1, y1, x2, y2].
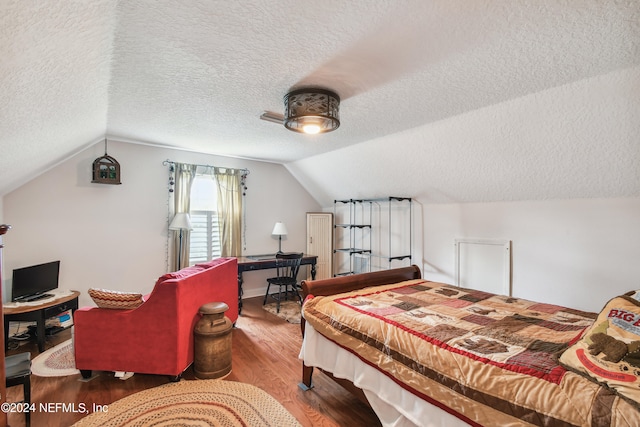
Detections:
[298, 266, 640, 427]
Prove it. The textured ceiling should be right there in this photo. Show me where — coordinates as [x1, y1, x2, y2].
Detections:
[1, 0, 639, 199]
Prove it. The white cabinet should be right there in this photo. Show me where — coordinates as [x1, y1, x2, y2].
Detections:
[306, 212, 333, 280]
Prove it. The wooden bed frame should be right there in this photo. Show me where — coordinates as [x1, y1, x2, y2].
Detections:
[298, 265, 422, 403]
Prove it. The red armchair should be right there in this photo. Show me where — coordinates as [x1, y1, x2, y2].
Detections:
[74, 257, 238, 380]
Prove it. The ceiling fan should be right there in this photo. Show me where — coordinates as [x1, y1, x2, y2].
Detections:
[260, 88, 340, 135]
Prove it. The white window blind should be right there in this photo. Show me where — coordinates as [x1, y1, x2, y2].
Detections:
[189, 175, 221, 265]
[189, 210, 221, 264]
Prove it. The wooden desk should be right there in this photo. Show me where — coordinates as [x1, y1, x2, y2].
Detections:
[4, 291, 80, 353]
[237, 254, 317, 314]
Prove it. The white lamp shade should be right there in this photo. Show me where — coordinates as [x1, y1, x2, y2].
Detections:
[169, 213, 193, 230]
[272, 222, 288, 236]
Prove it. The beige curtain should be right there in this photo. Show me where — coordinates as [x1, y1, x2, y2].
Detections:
[171, 163, 197, 271]
[214, 168, 244, 257]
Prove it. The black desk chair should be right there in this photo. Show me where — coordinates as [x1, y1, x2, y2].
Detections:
[263, 252, 303, 313]
[6, 352, 31, 426]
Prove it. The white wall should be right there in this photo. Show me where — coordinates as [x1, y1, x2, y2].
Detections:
[415, 197, 640, 312]
[2, 140, 320, 307]
[325, 197, 640, 313]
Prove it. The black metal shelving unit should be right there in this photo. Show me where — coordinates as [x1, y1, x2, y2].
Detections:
[333, 197, 412, 276]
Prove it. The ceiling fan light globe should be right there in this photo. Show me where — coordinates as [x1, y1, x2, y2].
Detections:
[302, 124, 321, 134]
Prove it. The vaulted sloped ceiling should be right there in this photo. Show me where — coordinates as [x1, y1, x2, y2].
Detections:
[1, 1, 639, 203]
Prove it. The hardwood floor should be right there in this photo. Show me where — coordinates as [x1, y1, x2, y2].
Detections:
[5, 296, 381, 427]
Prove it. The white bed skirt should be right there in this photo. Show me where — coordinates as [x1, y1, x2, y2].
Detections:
[299, 324, 469, 427]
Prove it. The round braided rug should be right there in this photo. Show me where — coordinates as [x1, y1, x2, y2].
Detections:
[32, 338, 80, 377]
[72, 380, 302, 427]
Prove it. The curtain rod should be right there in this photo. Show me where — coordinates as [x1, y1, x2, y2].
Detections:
[162, 159, 250, 175]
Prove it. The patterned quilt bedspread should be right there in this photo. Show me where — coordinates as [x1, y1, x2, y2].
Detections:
[302, 279, 640, 426]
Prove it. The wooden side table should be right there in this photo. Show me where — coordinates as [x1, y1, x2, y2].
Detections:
[3, 291, 80, 353]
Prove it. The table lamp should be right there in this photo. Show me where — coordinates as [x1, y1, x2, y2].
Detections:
[272, 222, 288, 254]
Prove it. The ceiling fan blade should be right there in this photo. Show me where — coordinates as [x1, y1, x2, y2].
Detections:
[260, 111, 284, 124]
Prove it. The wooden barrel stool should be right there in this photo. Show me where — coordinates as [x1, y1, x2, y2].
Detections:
[193, 302, 233, 379]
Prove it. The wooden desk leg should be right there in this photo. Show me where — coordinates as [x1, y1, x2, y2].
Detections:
[311, 262, 316, 280]
[237, 271, 244, 315]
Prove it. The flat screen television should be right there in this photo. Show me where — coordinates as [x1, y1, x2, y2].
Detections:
[12, 260, 60, 302]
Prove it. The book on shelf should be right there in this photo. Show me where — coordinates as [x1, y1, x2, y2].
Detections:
[45, 309, 74, 329]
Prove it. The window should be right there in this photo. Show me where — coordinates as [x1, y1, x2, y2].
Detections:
[189, 175, 221, 264]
